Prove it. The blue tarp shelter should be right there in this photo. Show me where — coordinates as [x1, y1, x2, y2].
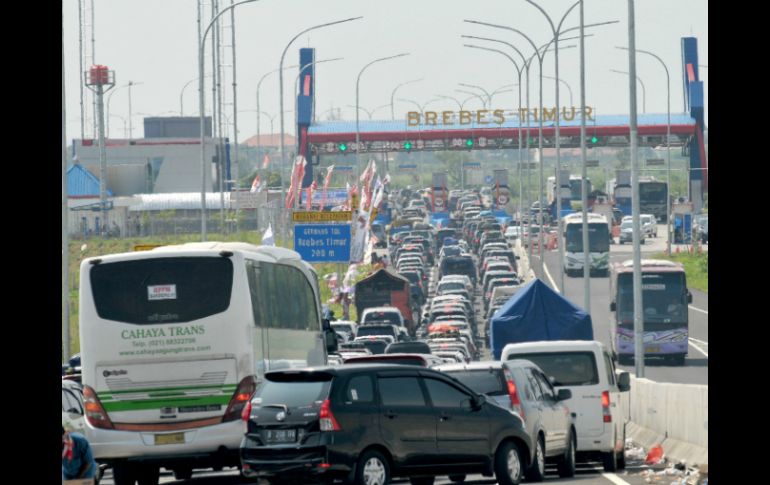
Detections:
[490, 279, 594, 359]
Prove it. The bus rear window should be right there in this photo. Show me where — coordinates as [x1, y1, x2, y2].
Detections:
[90, 257, 233, 324]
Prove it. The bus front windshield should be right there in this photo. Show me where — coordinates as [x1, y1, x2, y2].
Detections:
[617, 272, 687, 328]
[565, 223, 610, 253]
[639, 183, 667, 204]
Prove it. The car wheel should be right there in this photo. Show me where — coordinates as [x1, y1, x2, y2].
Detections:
[173, 467, 193, 480]
[494, 440, 523, 485]
[618, 447, 626, 470]
[447, 474, 466, 483]
[136, 465, 160, 485]
[557, 430, 576, 478]
[355, 449, 390, 485]
[526, 436, 546, 482]
[112, 463, 137, 485]
[409, 477, 435, 485]
[602, 448, 618, 472]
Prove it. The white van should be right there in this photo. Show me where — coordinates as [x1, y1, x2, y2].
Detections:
[500, 340, 630, 471]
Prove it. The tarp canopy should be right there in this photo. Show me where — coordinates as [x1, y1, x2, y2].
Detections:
[490, 278, 594, 359]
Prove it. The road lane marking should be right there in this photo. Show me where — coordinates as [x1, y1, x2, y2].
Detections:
[542, 255, 561, 293]
[688, 339, 709, 358]
[689, 305, 708, 314]
[601, 473, 633, 485]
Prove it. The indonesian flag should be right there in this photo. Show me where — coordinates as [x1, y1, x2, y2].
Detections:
[382, 173, 391, 185]
[306, 180, 318, 210]
[250, 174, 261, 193]
[262, 153, 270, 169]
[371, 176, 384, 210]
[285, 156, 307, 209]
[321, 165, 335, 209]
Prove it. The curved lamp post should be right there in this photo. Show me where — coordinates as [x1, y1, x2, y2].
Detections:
[199, 0, 262, 240]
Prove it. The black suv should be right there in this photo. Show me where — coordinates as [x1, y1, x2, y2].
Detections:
[240, 364, 532, 485]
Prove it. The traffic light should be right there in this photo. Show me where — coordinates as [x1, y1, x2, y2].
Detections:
[338, 142, 348, 152]
[404, 141, 412, 151]
[466, 138, 474, 148]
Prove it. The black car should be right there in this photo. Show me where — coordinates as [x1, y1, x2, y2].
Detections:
[240, 364, 532, 485]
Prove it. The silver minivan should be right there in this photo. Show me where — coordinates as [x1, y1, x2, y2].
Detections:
[437, 360, 577, 481]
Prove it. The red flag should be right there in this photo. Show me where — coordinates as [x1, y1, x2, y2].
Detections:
[321, 165, 335, 209]
[250, 174, 260, 193]
[262, 153, 270, 169]
[306, 180, 318, 210]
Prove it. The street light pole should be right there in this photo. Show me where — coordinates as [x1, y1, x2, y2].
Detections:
[390, 79, 423, 120]
[579, 0, 590, 312]
[611, 69, 646, 113]
[199, 0, 261, 241]
[279, 17, 363, 220]
[458, 82, 493, 107]
[455, 88, 487, 109]
[526, 0, 581, 295]
[544, 75, 573, 107]
[462, 45, 524, 230]
[356, 53, 410, 181]
[255, 65, 298, 183]
[460, 34, 535, 265]
[626, 0, 645, 378]
[616, 46, 672, 255]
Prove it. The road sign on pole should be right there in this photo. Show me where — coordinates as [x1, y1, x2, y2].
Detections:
[294, 224, 351, 262]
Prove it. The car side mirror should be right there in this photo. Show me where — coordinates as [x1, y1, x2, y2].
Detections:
[557, 389, 572, 401]
[617, 372, 631, 392]
[610, 302, 616, 311]
[470, 394, 485, 410]
[687, 291, 693, 304]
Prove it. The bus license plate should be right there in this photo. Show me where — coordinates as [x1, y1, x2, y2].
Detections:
[645, 345, 661, 353]
[265, 429, 296, 443]
[155, 432, 185, 445]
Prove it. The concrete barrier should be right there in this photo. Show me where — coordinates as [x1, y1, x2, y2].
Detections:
[618, 375, 708, 465]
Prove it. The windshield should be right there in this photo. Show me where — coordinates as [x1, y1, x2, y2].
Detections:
[363, 312, 401, 325]
[445, 369, 506, 396]
[565, 223, 610, 252]
[617, 272, 688, 327]
[506, 352, 599, 387]
[438, 281, 465, 292]
[639, 182, 667, 203]
[621, 221, 633, 230]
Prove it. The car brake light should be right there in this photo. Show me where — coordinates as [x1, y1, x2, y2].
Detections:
[319, 399, 341, 431]
[83, 385, 114, 430]
[241, 400, 252, 422]
[602, 391, 612, 423]
[506, 377, 525, 421]
[223, 376, 258, 422]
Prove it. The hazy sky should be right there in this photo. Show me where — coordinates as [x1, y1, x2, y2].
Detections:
[63, 0, 708, 141]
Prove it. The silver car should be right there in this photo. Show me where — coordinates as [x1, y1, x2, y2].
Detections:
[437, 360, 577, 480]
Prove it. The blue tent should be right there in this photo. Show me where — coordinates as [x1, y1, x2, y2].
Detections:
[490, 279, 594, 359]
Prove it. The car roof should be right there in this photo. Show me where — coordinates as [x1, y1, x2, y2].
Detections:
[502, 340, 606, 353]
[436, 360, 504, 371]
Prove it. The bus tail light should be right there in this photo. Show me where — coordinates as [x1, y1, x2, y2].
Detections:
[223, 376, 258, 422]
[83, 385, 114, 430]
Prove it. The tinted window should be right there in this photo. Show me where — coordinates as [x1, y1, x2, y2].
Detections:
[248, 261, 319, 331]
[509, 352, 599, 387]
[534, 371, 555, 400]
[344, 375, 374, 404]
[526, 369, 544, 401]
[386, 342, 432, 354]
[603, 353, 616, 386]
[357, 326, 397, 337]
[378, 377, 426, 406]
[424, 378, 471, 408]
[91, 257, 233, 324]
[255, 379, 330, 408]
[444, 369, 506, 396]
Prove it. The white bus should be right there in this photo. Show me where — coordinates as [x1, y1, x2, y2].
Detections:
[562, 213, 611, 276]
[78, 242, 336, 484]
